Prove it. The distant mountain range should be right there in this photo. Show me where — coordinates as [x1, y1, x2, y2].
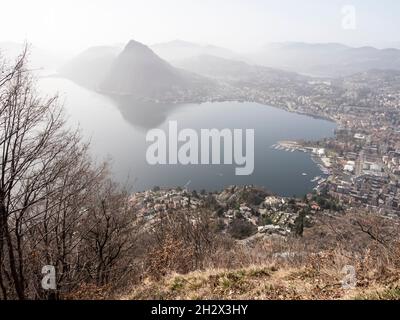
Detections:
[145, 40, 400, 78]
[150, 40, 240, 64]
[249, 42, 400, 77]
[57, 39, 400, 102]
[4, 39, 400, 81]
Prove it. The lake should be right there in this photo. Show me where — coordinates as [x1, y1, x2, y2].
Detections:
[38, 77, 336, 197]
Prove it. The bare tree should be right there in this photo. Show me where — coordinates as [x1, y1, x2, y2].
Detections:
[79, 180, 139, 288]
[145, 208, 218, 279]
[0, 46, 76, 299]
[0, 46, 136, 299]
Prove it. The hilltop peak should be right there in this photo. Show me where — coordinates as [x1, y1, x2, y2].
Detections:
[124, 39, 152, 52]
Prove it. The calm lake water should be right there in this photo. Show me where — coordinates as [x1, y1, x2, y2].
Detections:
[38, 77, 336, 197]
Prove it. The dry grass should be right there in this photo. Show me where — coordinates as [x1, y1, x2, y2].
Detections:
[65, 211, 400, 300]
[121, 250, 400, 300]
[120, 212, 400, 301]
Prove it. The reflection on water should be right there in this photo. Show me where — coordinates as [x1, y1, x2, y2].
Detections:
[111, 96, 185, 130]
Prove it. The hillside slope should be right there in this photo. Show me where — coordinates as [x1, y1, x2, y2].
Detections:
[122, 264, 400, 300]
[58, 46, 120, 89]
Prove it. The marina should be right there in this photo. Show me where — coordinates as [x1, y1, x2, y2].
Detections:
[272, 140, 332, 192]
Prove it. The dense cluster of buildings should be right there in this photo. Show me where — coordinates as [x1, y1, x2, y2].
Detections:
[300, 126, 400, 215]
[251, 69, 400, 216]
[128, 186, 320, 239]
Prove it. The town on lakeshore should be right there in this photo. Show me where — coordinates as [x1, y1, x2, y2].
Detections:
[142, 67, 400, 216]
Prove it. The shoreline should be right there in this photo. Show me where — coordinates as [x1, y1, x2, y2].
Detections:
[273, 140, 332, 191]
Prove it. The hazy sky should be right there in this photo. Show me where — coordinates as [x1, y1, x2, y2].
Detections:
[0, 0, 399, 53]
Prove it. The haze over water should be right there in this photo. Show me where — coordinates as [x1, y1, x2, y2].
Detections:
[39, 77, 336, 197]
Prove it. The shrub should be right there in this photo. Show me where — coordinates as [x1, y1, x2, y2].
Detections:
[228, 219, 257, 240]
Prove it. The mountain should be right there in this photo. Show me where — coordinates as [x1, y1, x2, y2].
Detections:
[59, 40, 216, 100]
[99, 40, 215, 99]
[175, 54, 252, 79]
[174, 54, 308, 83]
[150, 40, 239, 64]
[248, 42, 400, 77]
[58, 46, 121, 89]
